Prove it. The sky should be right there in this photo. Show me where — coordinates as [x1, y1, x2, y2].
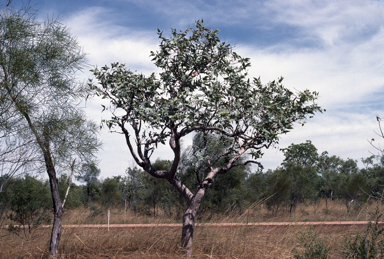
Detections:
[9, 0, 384, 179]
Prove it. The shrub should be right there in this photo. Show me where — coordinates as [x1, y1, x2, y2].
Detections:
[293, 229, 330, 259]
[342, 211, 384, 258]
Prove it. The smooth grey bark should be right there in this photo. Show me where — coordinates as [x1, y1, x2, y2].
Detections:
[47, 167, 63, 258]
[182, 205, 198, 258]
[181, 188, 205, 258]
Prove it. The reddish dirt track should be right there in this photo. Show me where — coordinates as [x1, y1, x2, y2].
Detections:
[2, 221, 383, 229]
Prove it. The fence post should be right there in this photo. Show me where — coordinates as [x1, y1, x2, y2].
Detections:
[124, 199, 127, 224]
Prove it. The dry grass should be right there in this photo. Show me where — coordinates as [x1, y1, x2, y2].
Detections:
[0, 199, 382, 258]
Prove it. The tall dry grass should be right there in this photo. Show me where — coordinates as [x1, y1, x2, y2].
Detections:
[0, 199, 382, 258]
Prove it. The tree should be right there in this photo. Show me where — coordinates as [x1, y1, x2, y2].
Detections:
[317, 152, 349, 212]
[121, 166, 146, 212]
[4, 175, 51, 237]
[265, 168, 291, 215]
[244, 169, 269, 204]
[0, 4, 100, 257]
[101, 177, 122, 209]
[77, 164, 101, 203]
[265, 164, 318, 214]
[90, 21, 322, 257]
[279, 141, 320, 212]
[281, 140, 319, 167]
[361, 156, 384, 200]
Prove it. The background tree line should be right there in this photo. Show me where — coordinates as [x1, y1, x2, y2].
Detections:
[2, 139, 383, 224]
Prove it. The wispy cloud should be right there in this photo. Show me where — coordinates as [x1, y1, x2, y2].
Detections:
[264, 0, 384, 46]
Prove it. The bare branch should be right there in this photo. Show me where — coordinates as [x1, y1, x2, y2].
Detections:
[62, 159, 76, 209]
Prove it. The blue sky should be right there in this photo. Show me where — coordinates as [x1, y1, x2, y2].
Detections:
[12, 0, 384, 178]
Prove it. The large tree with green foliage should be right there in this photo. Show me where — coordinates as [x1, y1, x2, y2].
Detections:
[0, 4, 100, 257]
[91, 21, 321, 257]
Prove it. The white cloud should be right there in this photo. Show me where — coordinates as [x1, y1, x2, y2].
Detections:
[63, 7, 159, 73]
[263, 0, 384, 46]
[236, 24, 384, 110]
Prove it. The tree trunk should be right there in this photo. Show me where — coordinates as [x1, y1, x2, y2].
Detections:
[48, 168, 63, 258]
[42, 135, 63, 258]
[181, 190, 204, 258]
[182, 202, 200, 258]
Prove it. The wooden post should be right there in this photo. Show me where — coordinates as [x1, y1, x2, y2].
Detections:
[124, 199, 126, 224]
[108, 210, 110, 231]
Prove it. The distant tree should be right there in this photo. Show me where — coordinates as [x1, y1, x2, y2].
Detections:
[101, 177, 122, 209]
[317, 152, 346, 212]
[244, 169, 269, 204]
[91, 21, 321, 257]
[340, 158, 359, 175]
[343, 171, 368, 212]
[0, 4, 100, 257]
[121, 162, 177, 216]
[274, 141, 320, 212]
[265, 168, 290, 215]
[78, 164, 101, 203]
[266, 164, 318, 214]
[281, 140, 319, 167]
[5, 175, 51, 237]
[143, 159, 174, 216]
[335, 158, 368, 212]
[361, 156, 384, 199]
[121, 166, 146, 212]
[58, 174, 82, 209]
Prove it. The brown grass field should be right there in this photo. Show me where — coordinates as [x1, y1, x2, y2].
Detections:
[0, 199, 383, 258]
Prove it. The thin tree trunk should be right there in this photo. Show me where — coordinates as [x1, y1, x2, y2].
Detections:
[48, 172, 63, 258]
[42, 135, 63, 259]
